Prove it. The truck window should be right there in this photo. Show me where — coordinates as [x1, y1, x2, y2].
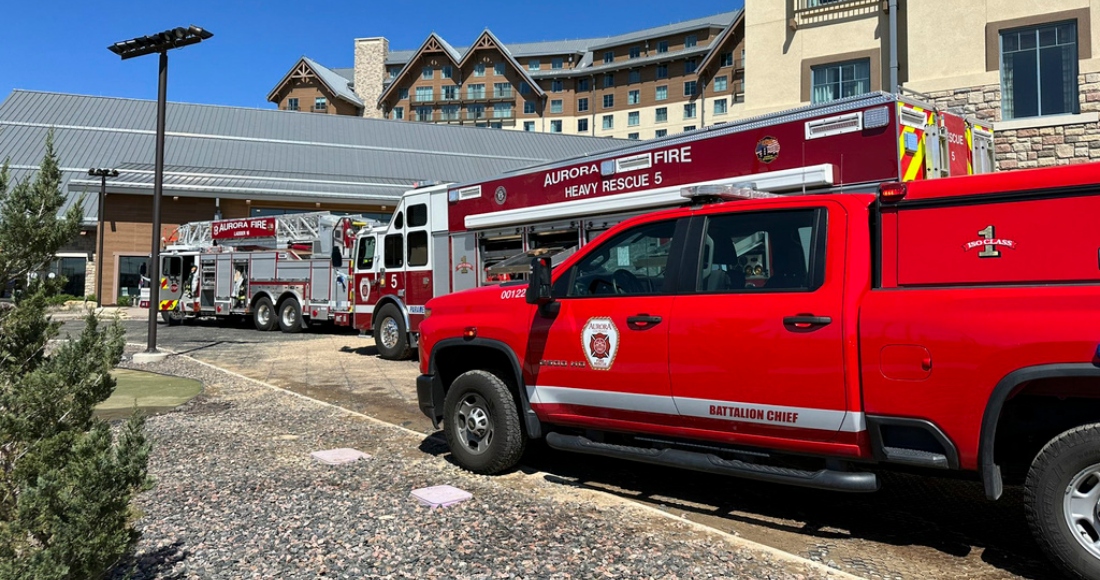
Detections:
[697, 209, 821, 292]
[356, 236, 375, 270]
[384, 234, 403, 268]
[407, 231, 428, 267]
[555, 219, 677, 297]
[407, 204, 427, 227]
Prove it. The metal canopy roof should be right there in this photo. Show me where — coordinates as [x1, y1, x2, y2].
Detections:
[0, 90, 625, 224]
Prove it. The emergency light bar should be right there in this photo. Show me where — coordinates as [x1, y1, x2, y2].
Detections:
[680, 183, 780, 201]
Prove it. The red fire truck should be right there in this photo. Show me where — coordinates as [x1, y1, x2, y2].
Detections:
[416, 163, 1100, 580]
[158, 211, 374, 331]
[350, 92, 994, 359]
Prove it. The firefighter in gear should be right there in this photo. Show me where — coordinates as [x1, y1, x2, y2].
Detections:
[186, 265, 200, 300]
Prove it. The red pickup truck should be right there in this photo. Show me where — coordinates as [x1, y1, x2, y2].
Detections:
[416, 163, 1100, 580]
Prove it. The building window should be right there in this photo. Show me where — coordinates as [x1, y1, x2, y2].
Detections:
[494, 103, 513, 118]
[656, 85, 668, 101]
[415, 86, 434, 102]
[602, 114, 614, 129]
[551, 99, 563, 113]
[721, 52, 734, 67]
[655, 128, 668, 137]
[714, 98, 728, 115]
[684, 125, 696, 132]
[442, 65, 453, 79]
[604, 51, 614, 64]
[684, 102, 697, 119]
[552, 57, 564, 69]
[524, 101, 536, 114]
[628, 90, 640, 105]
[655, 107, 667, 122]
[1001, 21, 1079, 119]
[628, 132, 640, 140]
[811, 59, 870, 104]
[399, 88, 409, 100]
[466, 83, 486, 99]
[629, 70, 641, 84]
[415, 106, 433, 121]
[629, 46, 641, 59]
[529, 59, 540, 71]
[467, 104, 485, 119]
[393, 106, 404, 120]
[441, 105, 460, 121]
[714, 76, 728, 92]
[551, 119, 563, 133]
[422, 66, 433, 79]
[684, 81, 697, 96]
[578, 118, 589, 132]
[656, 64, 668, 79]
[524, 121, 535, 131]
[603, 94, 615, 108]
[474, 63, 486, 77]
[551, 79, 564, 93]
[578, 78, 590, 91]
[286, 97, 299, 111]
[493, 62, 505, 76]
[389, 67, 400, 79]
[657, 40, 669, 54]
[493, 83, 512, 98]
[519, 81, 531, 95]
[314, 97, 327, 111]
[628, 111, 640, 126]
[685, 59, 698, 74]
[577, 97, 589, 112]
[442, 86, 458, 100]
[603, 73, 614, 88]
[685, 34, 697, 48]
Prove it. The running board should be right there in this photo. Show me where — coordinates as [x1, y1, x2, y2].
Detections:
[545, 432, 879, 493]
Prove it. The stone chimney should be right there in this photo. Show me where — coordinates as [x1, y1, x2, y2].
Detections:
[354, 37, 388, 119]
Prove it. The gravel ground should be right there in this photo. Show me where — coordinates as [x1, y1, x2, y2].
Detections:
[107, 349, 853, 580]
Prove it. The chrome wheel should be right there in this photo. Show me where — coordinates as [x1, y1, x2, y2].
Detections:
[280, 304, 298, 328]
[379, 316, 400, 349]
[452, 392, 494, 456]
[256, 303, 272, 327]
[1064, 464, 1100, 559]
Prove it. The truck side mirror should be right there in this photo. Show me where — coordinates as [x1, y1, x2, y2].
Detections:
[331, 246, 342, 268]
[526, 256, 554, 305]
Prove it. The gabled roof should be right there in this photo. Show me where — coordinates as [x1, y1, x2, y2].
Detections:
[0, 90, 626, 223]
[377, 32, 464, 105]
[456, 29, 545, 98]
[266, 57, 363, 108]
[698, 11, 744, 75]
[586, 10, 740, 51]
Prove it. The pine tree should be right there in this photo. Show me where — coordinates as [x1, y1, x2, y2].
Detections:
[0, 133, 152, 579]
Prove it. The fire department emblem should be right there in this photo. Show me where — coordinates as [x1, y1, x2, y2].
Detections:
[455, 255, 473, 274]
[494, 186, 507, 205]
[755, 136, 780, 164]
[359, 277, 371, 301]
[582, 317, 619, 371]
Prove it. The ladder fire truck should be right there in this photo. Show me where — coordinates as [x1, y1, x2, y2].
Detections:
[349, 92, 995, 359]
[158, 211, 376, 332]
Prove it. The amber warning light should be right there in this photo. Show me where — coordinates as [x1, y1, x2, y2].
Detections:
[879, 182, 907, 203]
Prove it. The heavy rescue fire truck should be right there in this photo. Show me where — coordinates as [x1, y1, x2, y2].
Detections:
[158, 211, 374, 332]
[349, 92, 994, 360]
[417, 162, 1100, 580]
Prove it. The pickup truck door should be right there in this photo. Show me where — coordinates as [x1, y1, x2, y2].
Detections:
[669, 205, 854, 446]
[528, 218, 686, 429]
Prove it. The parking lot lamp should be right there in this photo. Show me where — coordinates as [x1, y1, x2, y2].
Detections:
[88, 167, 119, 307]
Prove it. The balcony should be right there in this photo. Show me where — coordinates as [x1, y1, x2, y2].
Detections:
[792, 0, 881, 28]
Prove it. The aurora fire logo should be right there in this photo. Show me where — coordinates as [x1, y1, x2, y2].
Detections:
[582, 317, 619, 371]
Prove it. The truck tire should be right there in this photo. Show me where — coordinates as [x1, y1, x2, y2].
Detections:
[373, 303, 410, 360]
[253, 296, 277, 332]
[443, 370, 526, 474]
[160, 311, 183, 326]
[1025, 423, 1100, 580]
[277, 299, 303, 333]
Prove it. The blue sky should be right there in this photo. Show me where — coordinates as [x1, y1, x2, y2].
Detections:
[2, 1, 741, 110]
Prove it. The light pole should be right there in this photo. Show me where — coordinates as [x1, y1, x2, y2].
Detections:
[88, 167, 118, 308]
[109, 25, 212, 355]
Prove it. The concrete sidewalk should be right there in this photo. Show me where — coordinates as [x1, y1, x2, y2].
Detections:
[49, 303, 148, 320]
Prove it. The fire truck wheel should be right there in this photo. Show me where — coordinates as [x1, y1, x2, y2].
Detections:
[1025, 423, 1100, 580]
[253, 296, 278, 332]
[443, 370, 526, 475]
[277, 300, 303, 333]
[160, 311, 183, 326]
[373, 303, 410, 360]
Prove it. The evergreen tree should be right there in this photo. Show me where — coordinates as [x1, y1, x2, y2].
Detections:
[0, 133, 151, 579]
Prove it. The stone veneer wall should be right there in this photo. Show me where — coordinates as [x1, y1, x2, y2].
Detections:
[354, 37, 388, 119]
[920, 73, 1100, 171]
